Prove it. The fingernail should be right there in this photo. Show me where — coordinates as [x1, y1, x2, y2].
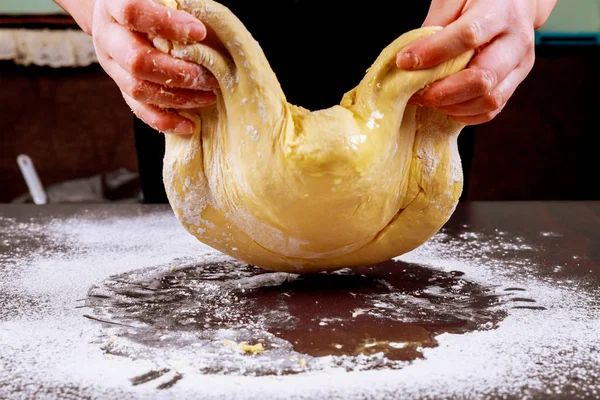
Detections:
[398, 52, 420, 70]
[186, 23, 206, 41]
[189, 67, 219, 90]
[173, 120, 195, 135]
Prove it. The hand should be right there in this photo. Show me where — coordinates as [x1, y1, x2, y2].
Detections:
[396, 0, 555, 125]
[92, 0, 218, 134]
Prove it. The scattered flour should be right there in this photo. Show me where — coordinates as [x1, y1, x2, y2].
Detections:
[0, 206, 598, 399]
[246, 125, 260, 142]
[366, 111, 383, 131]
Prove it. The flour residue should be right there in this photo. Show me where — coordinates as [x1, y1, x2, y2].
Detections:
[0, 207, 599, 399]
[366, 110, 383, 130]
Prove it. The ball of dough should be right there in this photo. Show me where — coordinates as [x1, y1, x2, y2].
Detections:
[158, 0, 474, 272]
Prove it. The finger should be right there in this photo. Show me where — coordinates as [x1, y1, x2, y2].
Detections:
[434, 58, 533, 116]
[422, 0, 468, 27]
[450, 105, 505, 125]
[397, 5, 505, 70]
[95, 21, 218, 90]
[445, 60, 533, 124]
[411, 32, 532, 107]
[97, 49, 216, 109]
[122, 92, 196, 135]
[105, 0, 207, 42]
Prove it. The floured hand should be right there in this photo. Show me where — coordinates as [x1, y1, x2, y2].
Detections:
[396, 0, 557, 125]
[91, 0, 219, 134]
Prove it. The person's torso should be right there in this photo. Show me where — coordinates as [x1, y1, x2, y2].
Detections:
[218, 1, 430, 110]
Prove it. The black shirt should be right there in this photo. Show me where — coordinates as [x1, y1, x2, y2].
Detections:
[134, 1, 475, 203]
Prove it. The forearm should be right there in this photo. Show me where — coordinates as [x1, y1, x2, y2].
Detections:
[54, 0, 96, 35]
[534, 0, 558, 29]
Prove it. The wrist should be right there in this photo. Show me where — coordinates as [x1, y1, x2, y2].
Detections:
[533, 0, 558, 29]
[54, 0, 96, 35]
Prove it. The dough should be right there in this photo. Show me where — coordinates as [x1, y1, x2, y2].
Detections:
[156, 0, 474, 272]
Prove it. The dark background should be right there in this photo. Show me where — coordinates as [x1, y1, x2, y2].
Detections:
[1, 3, 599, 203]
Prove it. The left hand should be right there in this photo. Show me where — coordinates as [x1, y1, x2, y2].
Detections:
[396, 0, 553, 125]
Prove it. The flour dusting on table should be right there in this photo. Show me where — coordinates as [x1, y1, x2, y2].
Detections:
[0, 207, 598, 399]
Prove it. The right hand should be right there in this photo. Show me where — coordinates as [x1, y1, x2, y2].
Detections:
[92, 0, 218, 135]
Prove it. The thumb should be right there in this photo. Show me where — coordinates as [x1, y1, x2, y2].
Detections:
[397, 0, 470, 69]
[422, 0, 469, 27]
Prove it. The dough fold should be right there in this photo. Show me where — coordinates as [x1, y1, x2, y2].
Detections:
[158, 0, 474, 272]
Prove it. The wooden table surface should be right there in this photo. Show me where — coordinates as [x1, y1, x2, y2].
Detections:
[4, 200, 598, 279]
[447, 200, 600, 280]
[0, 201, 599, 399]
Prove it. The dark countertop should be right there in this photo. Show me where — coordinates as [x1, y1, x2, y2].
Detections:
[0, 201, 599, 399]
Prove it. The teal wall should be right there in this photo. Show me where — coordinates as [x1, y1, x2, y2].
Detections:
[0, 0, 598, 32]
[0, 0, 65, 14]
[539, 0, 600, 32]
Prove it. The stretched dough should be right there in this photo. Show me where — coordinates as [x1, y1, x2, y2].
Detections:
[157, 0, 474, 273]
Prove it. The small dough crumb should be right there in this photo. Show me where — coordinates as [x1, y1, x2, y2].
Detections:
[239, 342, 264, 355]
